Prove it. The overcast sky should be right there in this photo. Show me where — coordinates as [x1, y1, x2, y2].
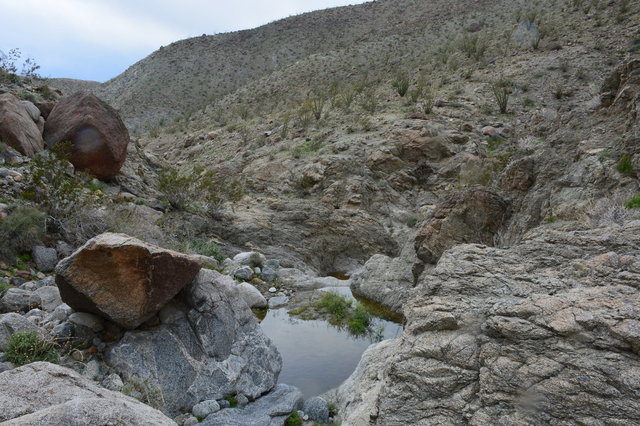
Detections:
[0, 0, 368, 82]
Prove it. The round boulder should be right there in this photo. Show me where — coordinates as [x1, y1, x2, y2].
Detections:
[43, 92, 129, 180]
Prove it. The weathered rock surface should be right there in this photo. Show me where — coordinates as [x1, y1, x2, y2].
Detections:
[415, 186, 509, 265]
[43, 91, 130, 180]
[0, 362, 175, 425]
[341, 221, 640, 424]
[105, 269, 282, 416]
[55, 233, 202, 329]
[0, 288, 41, 313]
[31, 246, 58, 272]
[350, 254, 413, 314]
[0, 93, 44, 156]
[201, 383, 302, 426]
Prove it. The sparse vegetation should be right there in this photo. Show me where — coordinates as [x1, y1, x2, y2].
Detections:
[392, 70, 410, 97]
[625, 194, 640, 209]
[491, 77, 513, 114]
[285, 411, 303, 426]
[616, 154, 634, 176]
[0, 205, 46, 260]
[5, 331, 59, 366]
[314, 292, 373, 336]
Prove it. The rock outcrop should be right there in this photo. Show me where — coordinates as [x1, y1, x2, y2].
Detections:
[55, 233, 202, 329]
[339, 221, 640, 424]
[0, 93, 44, 156]
[414, 186, 510, 265]
[105, 269, 282, 416]
[43, 92, 129, 180]
[0, 362, 175, 425]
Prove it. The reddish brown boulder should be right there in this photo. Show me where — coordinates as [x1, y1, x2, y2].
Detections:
[43, 92, 129, 180]
[55, 233, 202, 329]
[415, 187, 510, 265]
[0, 93, 44, 156]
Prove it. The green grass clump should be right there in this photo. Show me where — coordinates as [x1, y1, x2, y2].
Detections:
[316, 292, 352, 322]
[187, 238, 224, 263]
[285, 411, 303, 426]
[616, 154, 634, 176]
[225, 395, 238, 408]
[6, 331, 58, 366]
[626, 194, 640, 209]
[348, 303, 373, 335]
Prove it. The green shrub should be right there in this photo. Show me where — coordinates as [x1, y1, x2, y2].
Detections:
[6, 331, 58, 366]
[420, 88, 436, 114]
[22, 143, 99, 219]
[225, 395, 238, 408]
[626, 194, 640, 209]
[616, 154, 634, 176]
[392, 70, 410, 97]
[457, 33, 489, 61]
[0, 205, 45, 260]
[359, 88, 379, 114]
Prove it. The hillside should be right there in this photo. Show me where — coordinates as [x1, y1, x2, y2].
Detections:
[1, 0, 640, 424]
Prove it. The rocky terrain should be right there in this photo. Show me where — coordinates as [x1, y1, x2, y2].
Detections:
[0, 0, 640, 424]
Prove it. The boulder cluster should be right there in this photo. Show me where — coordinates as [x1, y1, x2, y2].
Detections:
[0, 90, 129, 180]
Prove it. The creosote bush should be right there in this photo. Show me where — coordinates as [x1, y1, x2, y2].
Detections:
[6, 331, 59, 366]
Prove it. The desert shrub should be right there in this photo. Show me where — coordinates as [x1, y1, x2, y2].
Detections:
[392, 70, 410, 97]
[158, 165, 245, 213]
[616, 154, 634, 176]
[590, 195, 633, 227]
[491, 77, 513, 114]
[0, 205, 45, 260]
[457, 33, 489, 61]
[420, 88, 436, 114]
[6, 331, 58, 366]
[359, 88, 379, 114]
[186, 238, 224, 263]
[22, 143, 99, 218]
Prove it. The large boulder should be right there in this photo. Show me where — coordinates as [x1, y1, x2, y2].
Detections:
[55, 233, 202, 329]
[0, 93, 44, 156]
[0, 362, 175, 425]
[105, 269, 282, 416]
[415, 186, 510, 265]
[338, 222, 640, 424]
[43, 92, 129, 180]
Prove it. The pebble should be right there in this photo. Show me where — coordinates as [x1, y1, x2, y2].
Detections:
[268, 287, 277, 293]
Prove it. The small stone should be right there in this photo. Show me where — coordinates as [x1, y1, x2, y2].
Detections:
[264, 259, 280, 270]
[101, 373, 124, 391]
[218, 399, 230, 409]
[31, 246, 58, 272]
[193, 399, 220, 418]
[233, 266, 253, 281]
[303, 396, 330, 423]
[260, 266, 277, 283]
[268, 287, 277, 293]
[183, 417, 199, 426]
[268, 296, 289, 308]
[236, 394, 249, 407]
[82, 359, 103, 381]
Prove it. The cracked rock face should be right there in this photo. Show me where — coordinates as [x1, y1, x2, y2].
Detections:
[105, 269, 282, 416]
[339, 221, 640, 425]
[55, 233, 202, 329]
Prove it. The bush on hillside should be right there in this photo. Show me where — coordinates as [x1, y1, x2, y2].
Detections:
[0, 205, 46, 260]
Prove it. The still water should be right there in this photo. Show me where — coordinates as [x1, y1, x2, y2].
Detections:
[259, 286, 403, 398]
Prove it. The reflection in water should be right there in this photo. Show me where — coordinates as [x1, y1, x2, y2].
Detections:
[260, 287, 402, 398]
